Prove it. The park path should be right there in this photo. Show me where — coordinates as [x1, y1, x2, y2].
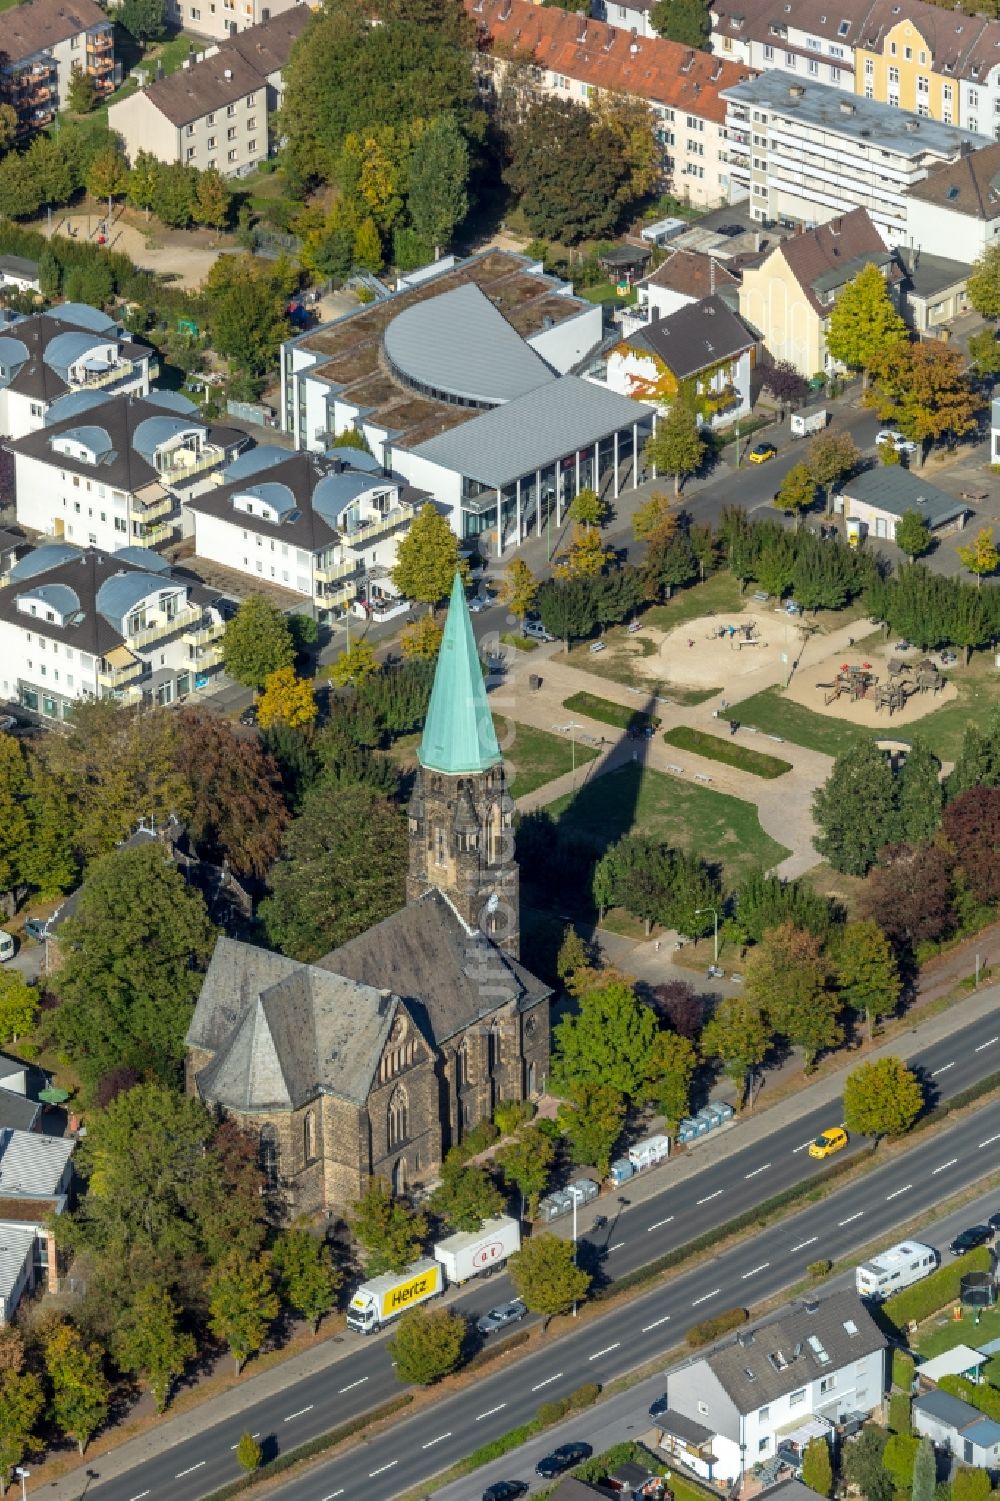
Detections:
[501, 612, 870, 877]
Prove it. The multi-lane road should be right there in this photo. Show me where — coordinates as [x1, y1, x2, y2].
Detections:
[83, 1002, 1000, 1501]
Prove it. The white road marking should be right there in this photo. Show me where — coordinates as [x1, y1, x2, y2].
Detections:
[696, 1189, 724, 1205]
[338, 1377, 369, 1393]
[838, 1212, 864, 1226]
[745, 1164, 771, 1179]
[175, 1463, 206, 1479]
[793, 1140, 814, 1153]
[742, 1263, 770, 1280]
[932, 1159, 958, 1175]
[609, 1241, 626, 1252]
[531, 1373, 563, 1391]
[369, 1462, 397, 1478]
[320, 1491, 345, 1500]
[886, 1184, 912, 1201]
[589, 1343, 621, 1361]
[979, 1133, 1000, 1149]
[789, 1238, 818, 1253]
[932, 1062, 956, 1075]
[647, 1216, 674, 1232]
[691, 1289, 720, 1307]
[129, 1492, 150, 1500]
[283, 1405, 314, 1422]
[229, 1434, 260, 1451]
[642, 1315, 672, 1332]
[422, 1433, 452, 1449]
[975, 1037, 999, 1052]
[476, 1405, 507, 1421]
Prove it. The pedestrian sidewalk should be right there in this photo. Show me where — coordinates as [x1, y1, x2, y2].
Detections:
[37, 977, 1000, 1501]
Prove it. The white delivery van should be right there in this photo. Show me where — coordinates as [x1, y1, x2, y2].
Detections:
[0, 931, 14, 962]
[856, 1240, 937, 1301]
[346, 1257, 444, 1334]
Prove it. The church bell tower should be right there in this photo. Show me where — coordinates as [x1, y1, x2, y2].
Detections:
[406, 574, 520, 960]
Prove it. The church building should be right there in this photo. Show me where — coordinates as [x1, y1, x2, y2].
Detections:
[185, 576, 551, 1216]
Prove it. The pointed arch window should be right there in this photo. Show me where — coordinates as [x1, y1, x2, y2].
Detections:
[303, 1109, 318, 1165]
[387, 1085, 409, 1150]
[259, 1124, 279, 1190]
[457, 1038, 472, 1089]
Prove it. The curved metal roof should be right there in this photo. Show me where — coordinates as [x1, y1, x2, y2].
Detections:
[18, 582, 80, 616]
[44, 331, 107, 376]
[239, 482, 298, 519]
[45, 303, 116, 335]
[56, 424, 113, 459]
[9, 543, 82, 581]
[115, 546, 172, 573]
[382, 283, 555, 407]
[222, 445, 293, 484]
[0, 335, 29, 374]
[45, 389, 109, 426]
[145, 389, 198, 416]
[133, 415, 201, 465]
[312, 471, 376, 527]
[97, 571, 176, 632]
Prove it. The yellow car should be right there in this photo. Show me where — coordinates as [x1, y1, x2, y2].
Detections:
[808, 1126, 848, 1160]
[748, 442, 777, 464]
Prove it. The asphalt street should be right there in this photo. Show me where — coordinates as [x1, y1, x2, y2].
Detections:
[77, 1003, 1000, 1501]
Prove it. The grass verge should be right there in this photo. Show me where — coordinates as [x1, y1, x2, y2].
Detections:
[663, 726, 792, 778]
[563, 691, 660, 733]
[498, 718, 599, 798]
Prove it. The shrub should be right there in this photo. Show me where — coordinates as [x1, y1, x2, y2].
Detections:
[892, 1349, 915, 1392]
[888, 1393, 912, 1435]
[537, 1397, 572, 1425]
[938, 1375, 1000, 1422]
[884, 1433, 920, 1489]
[883, 1247, 992, 1330]
[569, 1383, 601, 1409]
[808, 1259, 832, 1279]
[494, 1100, 536, 1136]
[449, 1119, 499, 1164]
[686, 1307, 748, 1348]
[952, 1469, 991, 1501]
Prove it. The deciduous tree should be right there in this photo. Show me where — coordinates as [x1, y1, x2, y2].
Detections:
[650, 0, 709, 46]
[966, 240, 1000, 321]
[826, 264, 907, 384]
[119, 0, 166, 40]
[701, 996, 770, 1103]
[350, 1177, 428, 1275]
[844, 1426, 893, 1501]
[645, 401, 705, 495]
[957, 526, 999, 587]
[535, 576, 599, 651]
[207, 256, 288, 377]
[897, 738, 942, 843]
[774, 462, 817, 527]
[235, 1433, 262, 1473]
[863, 842, 955, 950]
[943, 786, 1000, 904]
[85, 147, 128, 215]
[508, 1232, 591, 1323]
[66, 63, 96, 114]
[745, 922, 841, 1070]
[504, 95, 632, 243]
[813, 740, 899, 876]
[967, 328, 1000, 379]
[52, 842, 216, 1091]
[175, 709, 288, 878]
[499, 558, 539, 623]
[257, 666, 317, 731]
[644, 1028, 697, 1129]
[388, 1306, 465, 1384]
[632, 491, 677, 543]
[222, 596, 295, 690]
[834, 919, 901, 1040]
[806, 431, 860, 512]
[209, 1253, 279, 1372]
[399, 613, 443, 660]
[193, 168, 229, 233]
[894, 508, 933, 563]
[866, 339, 980, 455]
[648, 979, 703, 1038]
[407, 114, 469, 252]
[568, 488, 608, 530]
[112, 1284, 196, 1412]
[557, 1079, 626, 1175]
[801, 1438, 833, 1498]
[45, 1321, 110, 1454]
[593, 91, 659, 200]
[261, 779, 406, 961]
[392, 503, 467, 607]
[552, 979, 657, 1101]
[272, 1227, 342, 1331]
[0, 1368, 43, 1494]
[0, 971, 38, 1047]
[843, 1056, 923, 1139]
[429, 1158, 505, 1232]
[555, 522, 610, 581]
[329, 639, 379, 688]
[497, 1124, 555, 1217]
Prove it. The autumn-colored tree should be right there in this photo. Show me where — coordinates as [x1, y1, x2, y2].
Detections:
[508, 1232, 591, 1324]
[257, 666, 317, 730]
[645, 399, 705, 495]
[329, 639, 379, 688]
[956, 527, 999, 588]
[499, 558, 539, 623]
[745, 923, 842, 1071]
[943, 786, 1000, 904]
[806, 431, 860, 512]
[843, 1056, 923, 1140]
[400, 613, 443, 660]
[773, 462, 817, 528]
[0, 1367, 43, 1495]
[593, 90, 660, 199]
[568, 487, 609, 530]
[350, 1176, 428, 1275]
[388, 1306, 465, 1385]
[193, 168, 229, 233]
[865, 340, 980, 457]
[85, 147, 128, 218]
[863, 842, 955, 950]
[632, 491, 678, 542]
[391, 502, 467, 608]
[175, 709, 287, 879]
[0, 971, 38, 1048]
[44, 1321, 110, 1454]
[700, 995, 771, 1105]
[555, 522, 610, 581]
[825, 263, 907, 386]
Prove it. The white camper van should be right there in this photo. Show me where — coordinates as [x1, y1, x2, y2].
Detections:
[856, 1240, 937, 1301]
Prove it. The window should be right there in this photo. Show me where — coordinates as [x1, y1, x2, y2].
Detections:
[303, 1109, 318, 1164]
[789, 1388, 807, 1407]
[207, 112, 215, 124]
[917, 75, 929, 93]
[865, 84, 874, 97]
[904, 45, 912, 59]
[753, 156, 766, 170]
[917, 101, 929, 115]
[889, 65, 899, 83]
[889, 40, 896, 54]
[758, 1438, 770, 1454]
[457, 1040, 471, 1088]
[970, 117, 979, 131]
[808, 57, 818, 74]
[758, 1406, 770, 1421]
[763, 42, 774, 58]
[784, 50, 795, 65]
[259, 1125, 279, 1189]
[864, 57, 874, 74]
[227, 103, 236, 116]
[228, 149, 237, 161]
[186, 147, 196, 160]
[387, 1086, 408, 1149]
[837, 18, 849, 34]
[248, 139, 256, 152]
[969, 88, 979, 107]
[944, 83, 953, 100]
[247, 116, 256, 129]
[919, 50, 926, 63]
[830, 65, 841, 82]
[71, 32, 80, 46]
[186, 123, 194, 136]
[208, 135, 216, 148]
[820, 1375, 837, 1393]
[698, 1401, 709, 1416]
[227, 126, 237, 139]
[247, 92, 255, 105]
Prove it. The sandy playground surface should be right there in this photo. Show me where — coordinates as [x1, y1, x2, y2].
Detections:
[781, 639, 958, 729]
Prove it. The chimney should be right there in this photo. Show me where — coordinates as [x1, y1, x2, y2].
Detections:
[577, 15, 587, 40]
[789, 82, 805, 97]
[839, 97, 855, 113]
[223, 66, 232, 78]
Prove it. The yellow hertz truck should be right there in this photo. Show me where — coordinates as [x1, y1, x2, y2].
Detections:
[346, 1258, 444, 1335]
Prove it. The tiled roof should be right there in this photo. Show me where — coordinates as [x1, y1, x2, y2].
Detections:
[466, 0, 754, 123]
[0, 1127, 73, 1197]
[711, 0, 877, 51]
[0, 0, 108, 66]
[643, 249, 741, 298]
[223, 4, 310, 78]
[776, 208, 894, 313]
[907, 142, 1000, 219]
[630, 294, 755, 377]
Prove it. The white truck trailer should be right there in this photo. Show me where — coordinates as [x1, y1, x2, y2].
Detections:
[433, 1216, 521, 1285]
[855, 1240, 937, 1301]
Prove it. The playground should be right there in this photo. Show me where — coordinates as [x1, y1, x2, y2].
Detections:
[651, 605, 794, 688]
[782, 639, 958, 728]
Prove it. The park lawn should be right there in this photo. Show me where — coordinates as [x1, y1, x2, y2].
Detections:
[663, 725, 792, 778]
[797, 861, 868, 920]
[911, 654, 999, 762]
[642, 572, 745, 631]
[914, 1302, 1000, 1359]
[563, 690, 660, 734]
[500, 633, 539, 651]
[727, 685, 872, 758]
[545, 763, 789, 887]
[498, 718, 598, 798]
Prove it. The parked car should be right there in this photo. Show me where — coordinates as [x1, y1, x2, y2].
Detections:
[589, 640, 607, 654]
[469, 589, 496, 613]
[483, 1485, 528, 1501]
[523, 620, 555, 642]
[477, 1300, 527, 1336]
[23, 918, 48, 943]
[987, 1211, 1000, 1234]
[808, 1126, 848, 1160]
[239, 704, 258, 726]
[0, 930, 14, 962]
[949, 1225, 992, 1256]
[748, 442, 777, 465]
[535, 1443, 593, 1479]
[649, 1393, 668, 1420]
[876, 430, 917, 454]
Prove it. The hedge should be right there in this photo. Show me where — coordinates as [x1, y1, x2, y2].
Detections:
[892, 1348, 915, 1392]
[687, 1307, 748, 1348]
[888, 1392, 911, 1435]
[883, 1433, 920, 1489]
[662, 726, 792, 779]
[938, 1375, 1000, 1422]
[882, 1247, 993, 1330]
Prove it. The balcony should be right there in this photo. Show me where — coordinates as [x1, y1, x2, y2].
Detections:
[129, 490, 174, 522]
[342, 507, 409, 549]
[135, 520, 173, 547]
[87, 29, 114, 50]
[314, 558, 362, 584]
[317, 580, 359, 609]
[127, 603, 202, 649]
[76, 357, 134, 392]
[158, 447, 224, 484]
[97, 657, 144, 691]
[182, 618, 225, 649]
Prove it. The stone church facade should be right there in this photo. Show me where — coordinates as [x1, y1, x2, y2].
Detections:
[185, 576, 551, 1217]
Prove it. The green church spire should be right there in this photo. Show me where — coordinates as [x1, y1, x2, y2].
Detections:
[417, 573, 501, 775]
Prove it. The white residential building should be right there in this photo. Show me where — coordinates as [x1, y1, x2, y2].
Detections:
[904, 141, 1000, 258]
[0, 303, 155, 441]
[653, 1291, 887, 1487]
[8, 391, 247, 554]
[163, 0, 307, 44]
[607, 294, 756, 427]
[0, 1125, 74, 1324]
[0, 542, 231, 719]
[0, 0, 117, 136]
[183, 447, 423, 622]
[722, 70, 990, 244]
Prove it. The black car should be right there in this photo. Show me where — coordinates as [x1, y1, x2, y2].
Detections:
[713, 224, 745, 237]
[483, 1484, 528, 1501]
[649, 1393, 668, 1420]
[988, 1212, 1000, 1234]
[535, 1442, 592, 1479]
[949, 1225, 992, 1256]
[239, 704, 258, 726]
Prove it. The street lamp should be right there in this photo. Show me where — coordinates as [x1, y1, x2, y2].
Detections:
[566, 722, 583, 783]
[15, 1467, 29, 1501]
[571, 1191, 578, 1318]
[696, 905, 719, 966]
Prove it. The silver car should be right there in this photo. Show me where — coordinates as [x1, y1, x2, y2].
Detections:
[476, 1299, 527, 1335]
